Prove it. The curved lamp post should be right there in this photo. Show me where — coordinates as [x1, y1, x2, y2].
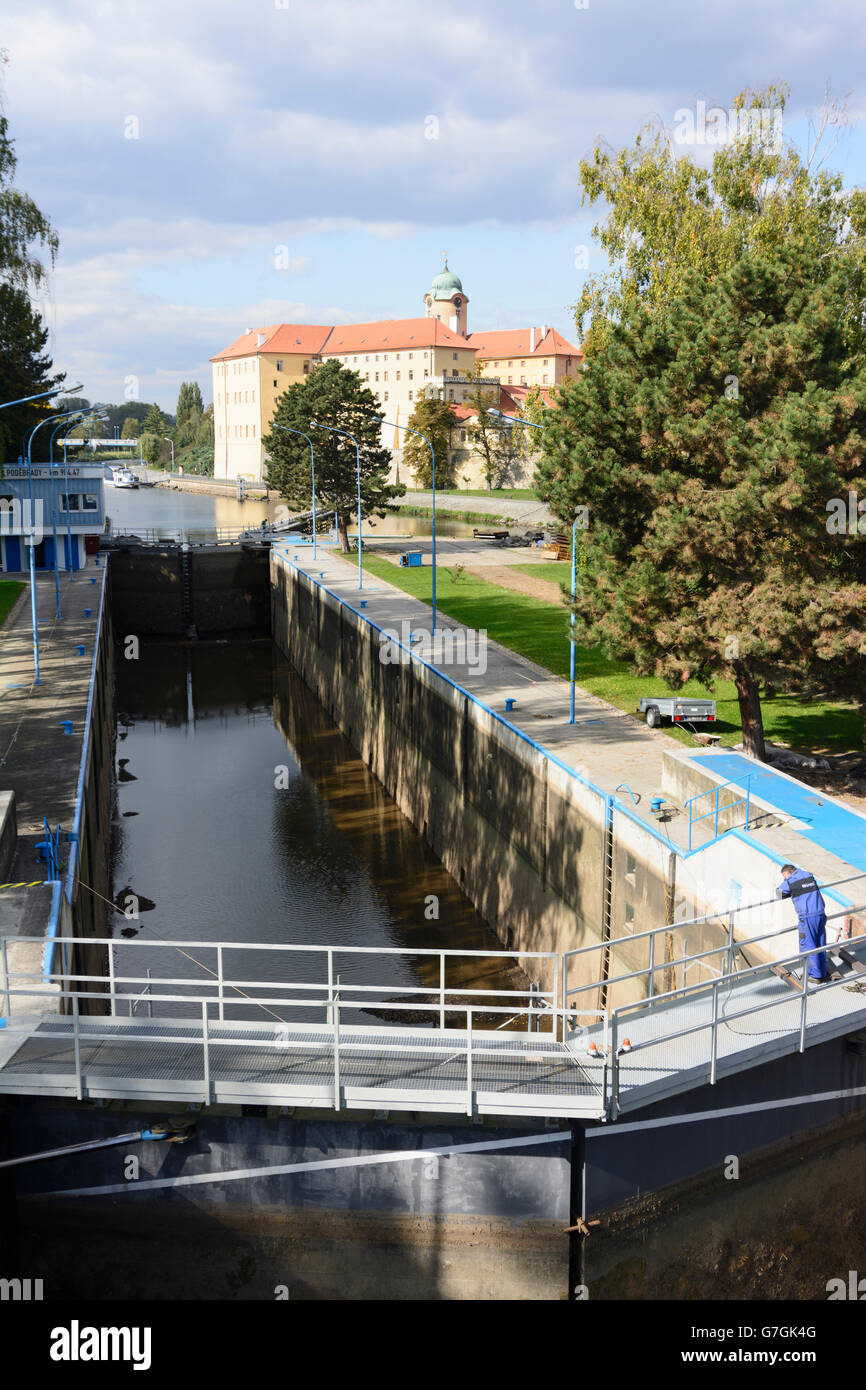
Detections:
[375, 415, 438, 634]
[486, 408, 579, 723]
[0, 384, 82, 411]
[271, 424, 318, 559]
[310, 422, 362, 589]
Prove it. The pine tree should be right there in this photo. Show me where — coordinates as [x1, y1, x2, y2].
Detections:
[263, 361, 402, 551]
[537, 237, 866, 759]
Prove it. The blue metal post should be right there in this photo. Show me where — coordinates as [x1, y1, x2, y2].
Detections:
[25, 453, 40, 683]
[375, 417, 437, 633]
[272, 425, 317, 560]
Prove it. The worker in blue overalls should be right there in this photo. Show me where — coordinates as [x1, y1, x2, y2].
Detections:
[776, 864, 829, 983]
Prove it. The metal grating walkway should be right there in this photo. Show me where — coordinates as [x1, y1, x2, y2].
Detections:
[0, 1015, 607, 1119]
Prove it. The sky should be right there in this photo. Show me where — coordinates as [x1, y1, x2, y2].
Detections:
[3, 0, 866, 412]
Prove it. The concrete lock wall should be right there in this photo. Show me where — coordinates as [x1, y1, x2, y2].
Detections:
[63, 569, 116, 1011]
[270, 558, 720, 992]
[10, 1104, 572, 1301]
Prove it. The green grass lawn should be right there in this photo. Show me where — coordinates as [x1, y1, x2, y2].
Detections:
[360, 556, 863, 755]
[0, 580, 25, 628]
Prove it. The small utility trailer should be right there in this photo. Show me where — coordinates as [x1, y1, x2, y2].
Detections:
[638, 696, 717, 729]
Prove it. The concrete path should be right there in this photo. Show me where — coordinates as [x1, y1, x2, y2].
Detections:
[0, 566, 105, 876]
[395, 491, 557, 526]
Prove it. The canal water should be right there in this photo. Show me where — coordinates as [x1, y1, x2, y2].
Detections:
[105, 483, 476, 539]
[110, 637, 527, 1029]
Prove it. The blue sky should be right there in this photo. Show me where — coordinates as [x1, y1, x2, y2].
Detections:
[3, 0, 866, 411]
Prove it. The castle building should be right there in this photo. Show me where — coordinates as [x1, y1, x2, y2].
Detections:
[210, 262, 582, 486]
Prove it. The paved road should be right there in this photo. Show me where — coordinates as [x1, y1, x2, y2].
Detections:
[396, 491, 558, 526]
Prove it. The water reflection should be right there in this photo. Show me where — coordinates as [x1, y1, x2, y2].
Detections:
[111, 639, 527, 1026]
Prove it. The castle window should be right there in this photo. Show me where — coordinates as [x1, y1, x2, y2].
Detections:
[408, 391, 413, 401]
[384, 392, 389, 402]
[375, 372, 379, 382]
[383, 372, 388, 382]
[453, 352, 458, 360]
[276, 360, 283, 371]
[408, 371, 414, 381]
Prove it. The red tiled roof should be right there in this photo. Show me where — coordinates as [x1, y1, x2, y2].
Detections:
[501, 383, 556, 411]
[211, 324, 334, 361]
[322, 317, 472, 354]
[466, 327, 581, 359]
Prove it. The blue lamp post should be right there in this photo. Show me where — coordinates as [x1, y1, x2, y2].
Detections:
[59, 417, 85, 577]
[375, 415, 438, 634]
[0, 384, 82, 411]
[48, 410, 89, 618]
[271, 424, 318, 559]
[485, 408, 580, 721]
[310, 422, 362, 589]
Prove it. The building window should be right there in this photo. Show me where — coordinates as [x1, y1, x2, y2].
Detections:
[60, 494, 80, 512]
[383, 372, 388, 382]
[252, 426, 256, 438]
[303, 362, 310, 374]
[83, 494, 98, 511]
[395, 371, 400, 381]
[375, 372, 379, 382]
[508, 376, 513, 384]
[276, 360, 283, 371]
[408, 391, 413, 401]
[252, 391, 256, 402]
[449, 389, 454, 399]
[383, 392, 389, 402]
[424, 369, 428, 379]
[375, 355, 379, 361]
[408, 352, 413, 359]
[508, 361, 513, 367]
[520, 376, 526, 385]
[245, 391, 248, 402]
[353, 356, 358, 363]
[365, 373, 370, 381]
[273, 380, 277, 388]
[452, 352, 458, 360]
[408, 370, 414, 381]
[543, 375, 549, 385]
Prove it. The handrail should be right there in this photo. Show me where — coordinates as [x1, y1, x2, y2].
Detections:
[685, 775, 752, 850]
[564, 902, 866, 1006]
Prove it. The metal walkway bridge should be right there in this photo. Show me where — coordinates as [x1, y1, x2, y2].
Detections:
[1, 889, 865, 1122]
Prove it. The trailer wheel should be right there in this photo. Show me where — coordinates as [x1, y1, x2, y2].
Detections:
[645, 706, 661, 728]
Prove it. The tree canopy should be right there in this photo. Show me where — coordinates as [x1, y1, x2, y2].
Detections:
[403, 393, 456, 488]
[538, 234, 866, 758]
[263, 360, 402, 550]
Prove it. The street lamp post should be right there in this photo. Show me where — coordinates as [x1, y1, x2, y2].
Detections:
[310, 422, 362, 589]
[48, 410, 87, 618]
[375, 416, 438, 634]
[271, 425, 318, 559]
[164, 437, 175, 474]
[485, 408, 580, 720]
[0, 384, 83, 411]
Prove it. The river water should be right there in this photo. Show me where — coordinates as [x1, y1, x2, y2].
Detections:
[110, 637, 527, 1028]
[105, 482, 476, 539]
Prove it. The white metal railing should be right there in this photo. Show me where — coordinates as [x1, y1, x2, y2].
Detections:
[0, 936, 601, 1115]
[605, 930, 866, 1118]
[563, 898, 866, 1019]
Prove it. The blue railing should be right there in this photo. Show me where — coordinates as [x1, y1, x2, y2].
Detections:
[685, 776, 752, 851]
[36, 818, 62, 881]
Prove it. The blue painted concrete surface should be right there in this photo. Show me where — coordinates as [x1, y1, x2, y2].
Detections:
[691, 752, 866, 873]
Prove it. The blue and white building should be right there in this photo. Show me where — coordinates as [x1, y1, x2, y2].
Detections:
[0, 461, 105, 573]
